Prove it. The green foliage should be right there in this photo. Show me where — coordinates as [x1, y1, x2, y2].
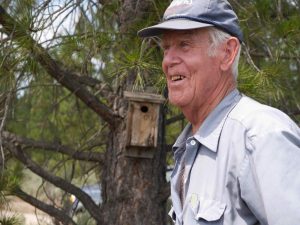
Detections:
[106, 37, 164, 92]
[1, 1, 109, 212]
[229, 0, 300, 121]
[0, 215, 24, 225]
[0, 169, 20, 201]
[0, 163, 23, 225]
[238, 58, 284, 103]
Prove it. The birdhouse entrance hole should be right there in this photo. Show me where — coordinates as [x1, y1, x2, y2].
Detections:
[140, 105, 148, 113]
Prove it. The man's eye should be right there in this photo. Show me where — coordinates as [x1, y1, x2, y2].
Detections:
[161, 46, 170, 55]
[180, 42, 190, 49]
[162, 45, 169, 51]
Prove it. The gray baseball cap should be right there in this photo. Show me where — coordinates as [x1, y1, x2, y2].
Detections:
[138, 0, 243, 43]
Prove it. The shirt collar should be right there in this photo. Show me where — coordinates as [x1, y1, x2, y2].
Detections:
[172, 123, 193, 159]
[173, 89, 242, 154]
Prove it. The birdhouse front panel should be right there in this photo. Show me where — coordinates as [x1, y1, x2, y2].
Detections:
[126, 101, 160, 148]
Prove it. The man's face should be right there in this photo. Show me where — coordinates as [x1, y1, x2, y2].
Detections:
[161, 29, 223, 110]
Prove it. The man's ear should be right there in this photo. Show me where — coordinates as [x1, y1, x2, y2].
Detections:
[220, 37, 239, 72]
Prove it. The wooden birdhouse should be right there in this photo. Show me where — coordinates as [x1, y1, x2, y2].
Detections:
[124, 91, 165, 158]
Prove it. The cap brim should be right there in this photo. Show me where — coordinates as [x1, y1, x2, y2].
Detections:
[138, 19, 213, 38]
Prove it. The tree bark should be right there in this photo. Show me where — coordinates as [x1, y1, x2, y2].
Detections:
[101, 104, 169, 225]
[97, 1, 169, 224]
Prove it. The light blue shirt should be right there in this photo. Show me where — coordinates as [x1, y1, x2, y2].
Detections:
[169, 89, 300, 225]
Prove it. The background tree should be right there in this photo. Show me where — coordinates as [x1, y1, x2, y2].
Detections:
[0, 0, 299, 225]
[1, 1, 170, 225]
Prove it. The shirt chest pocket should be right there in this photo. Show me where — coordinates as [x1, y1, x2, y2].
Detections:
[188, 194, 226, 223]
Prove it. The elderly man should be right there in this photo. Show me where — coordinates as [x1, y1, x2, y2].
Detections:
[138, 0, 300, 225]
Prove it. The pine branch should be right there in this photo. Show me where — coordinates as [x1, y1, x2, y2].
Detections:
[0, 5, 119, 127]
[14, 188, 77, 225]
[250, 52, 300, 60]
[165, 114, 185, 125]
[289, 109, 300, 117]
[2, 131, 105, 163]
[0, 90, 12, 176]
[165, 144, 173, 152]
[4, 141, 103, 223]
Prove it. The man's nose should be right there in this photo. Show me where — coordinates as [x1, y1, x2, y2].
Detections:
[163, 47, 181, 69]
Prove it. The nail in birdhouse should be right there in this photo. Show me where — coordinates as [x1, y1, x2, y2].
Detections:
[124, 91, 165, 158]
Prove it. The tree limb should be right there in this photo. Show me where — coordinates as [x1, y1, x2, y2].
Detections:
[0, 90, 12, 176]
[2, 131, 105, 163]
[13, 188, 77, 225]
[0, 5, 120, 127]
[165, 114, 185, 125]
[290, 110, 300, 116]
[68, 73, 116, 99]
[165, 144, 173, 152]
[4, 141, 103, 223]
[250, 52, 300, 60]
[68, 73, 100, 87]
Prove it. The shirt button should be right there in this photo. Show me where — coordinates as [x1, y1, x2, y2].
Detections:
[190, 140, 196, 146]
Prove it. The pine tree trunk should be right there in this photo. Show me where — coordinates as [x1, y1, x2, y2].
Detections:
[100, 1, 168, 224]
[101, 100, 168, 225]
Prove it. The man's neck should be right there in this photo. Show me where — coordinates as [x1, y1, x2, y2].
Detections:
[182, 79, 236, 134]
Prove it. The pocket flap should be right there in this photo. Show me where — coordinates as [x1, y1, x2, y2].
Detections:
[189, 195, 226, 221]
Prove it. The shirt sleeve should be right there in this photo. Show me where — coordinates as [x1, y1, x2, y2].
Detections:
[239, 128, 300, 225]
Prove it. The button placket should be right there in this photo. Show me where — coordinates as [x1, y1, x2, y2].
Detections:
[183, 138, 199, 191]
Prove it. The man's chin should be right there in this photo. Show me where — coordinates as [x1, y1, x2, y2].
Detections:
[168, 96, 186, 108]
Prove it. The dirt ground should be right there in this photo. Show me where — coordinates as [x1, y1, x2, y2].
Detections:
[0, 197, 52, 225]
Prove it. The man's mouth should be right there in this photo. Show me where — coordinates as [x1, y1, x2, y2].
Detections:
[171, 75, 185, 81]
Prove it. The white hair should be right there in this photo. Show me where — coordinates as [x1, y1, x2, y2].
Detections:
[207, 27, 241, 80]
